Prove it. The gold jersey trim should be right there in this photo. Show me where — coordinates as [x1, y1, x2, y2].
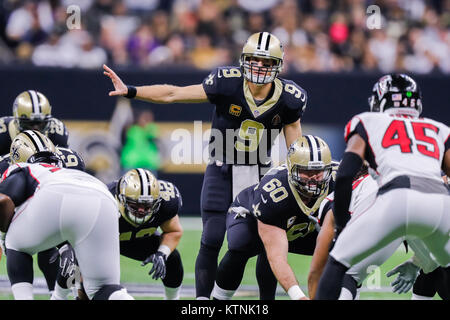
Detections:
[243, 78, 283, 118]
[288, 177, 329, 217]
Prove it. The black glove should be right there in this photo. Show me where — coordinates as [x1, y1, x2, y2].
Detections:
[141, 251, 167, 280]
[50, 243, 77, 279]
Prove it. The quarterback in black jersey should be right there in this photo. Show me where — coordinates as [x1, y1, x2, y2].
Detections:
[104, 32, 306, 299]
[0, 90, 69, 156]
[107, 168, 184, 300]
[212, 136, 336, 300]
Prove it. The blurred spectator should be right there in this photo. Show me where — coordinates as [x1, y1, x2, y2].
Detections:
[120, 109, 161, 176]
[0, 0, 449, 74]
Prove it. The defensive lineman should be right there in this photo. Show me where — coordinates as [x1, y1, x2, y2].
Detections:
[316, 74, 450, 299]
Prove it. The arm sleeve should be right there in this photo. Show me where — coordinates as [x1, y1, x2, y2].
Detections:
[0, 169, 29, 206]
[333, 152, 363, 231]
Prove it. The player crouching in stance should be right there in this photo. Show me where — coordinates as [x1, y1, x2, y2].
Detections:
[0, 131, 133, 300]
[212, 135, 336, 300]
[316, 74, 450, 300]
[107, 169, 184, 300]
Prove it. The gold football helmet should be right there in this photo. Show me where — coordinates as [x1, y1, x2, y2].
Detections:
[10, 130, 62, 166]
[286, 135, 333, 199]
[240, 32, 284, 84]
[116, 168, 161, 226]
[12, 90, 52, 132]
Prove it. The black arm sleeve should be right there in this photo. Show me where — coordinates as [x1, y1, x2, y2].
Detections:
[333, 152, 363, 231]
[0, 170, 29, 206]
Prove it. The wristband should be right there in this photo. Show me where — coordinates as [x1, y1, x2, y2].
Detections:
[157, 244, 171, 257]
[125, 85, 137, 99]
[287, 285, 306, 300]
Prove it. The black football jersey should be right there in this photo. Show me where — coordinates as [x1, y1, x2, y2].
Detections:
[108, 179, 182, 243]
[234, 164, 333, 254]
[0, 116, 69, 156]
[202, 66, 307, 165]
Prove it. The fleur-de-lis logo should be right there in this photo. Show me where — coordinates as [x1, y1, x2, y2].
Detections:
[252, 202, 261, 217]
[11, 146, 20, 161]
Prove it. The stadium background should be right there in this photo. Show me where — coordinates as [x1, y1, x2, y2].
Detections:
[0, 0, 449, 299]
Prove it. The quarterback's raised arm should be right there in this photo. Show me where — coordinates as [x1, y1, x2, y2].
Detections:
[103, 64, 209, 104]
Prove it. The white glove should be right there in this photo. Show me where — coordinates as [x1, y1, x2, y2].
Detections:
[386, 260, 420, 294]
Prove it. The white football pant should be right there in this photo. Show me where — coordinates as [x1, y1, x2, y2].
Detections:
[5, 184, 124, 299]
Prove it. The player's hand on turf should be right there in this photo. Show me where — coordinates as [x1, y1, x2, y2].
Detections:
[386, 260, 420, 294]
[142, 251, 167, 280]
[103, 64, 128, 97]
[50, 243, 78, 279]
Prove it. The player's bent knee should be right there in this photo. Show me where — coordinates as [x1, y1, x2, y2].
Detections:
[92, 285, 134, 300]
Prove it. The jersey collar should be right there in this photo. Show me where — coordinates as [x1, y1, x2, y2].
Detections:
[243, 78, 283, 118]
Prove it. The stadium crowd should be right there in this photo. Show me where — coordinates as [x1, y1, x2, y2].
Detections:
[0, 0, 449, 73]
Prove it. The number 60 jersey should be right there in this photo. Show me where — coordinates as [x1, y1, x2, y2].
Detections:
[344, 112, 450, 186]
[202, 66, 307, 165]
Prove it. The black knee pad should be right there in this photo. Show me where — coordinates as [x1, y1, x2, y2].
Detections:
[162, 249, 184, 288]
[6, 249, 33, 285]
[200, 213, 227, 249]
[92, 284, 124, 300]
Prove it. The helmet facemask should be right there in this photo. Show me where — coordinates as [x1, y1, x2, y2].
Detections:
[289, 163, 332, 199]
[17, 116, 51, 132]
[240, 54, 282, 84]
[117, 168, 161, 226]
[119, 193, 161, 226]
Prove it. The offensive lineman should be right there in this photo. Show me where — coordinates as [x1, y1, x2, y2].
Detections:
[0, 90, 69, 296]
[104, 32, 307, 299]
[0, 132, 133, 300]
[212, 136, 336, 300]
[316, 74, 450, 299]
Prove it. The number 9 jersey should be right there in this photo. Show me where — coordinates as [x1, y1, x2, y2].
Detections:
[344, 112, 450, 186]
[202, 66, 307, 165]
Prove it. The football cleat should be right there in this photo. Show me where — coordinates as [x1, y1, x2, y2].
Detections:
[286, 135, 333, 199]
[13, 90, 52, 132]
[240, 32, 284, 84]
[116, 168, 161, 226]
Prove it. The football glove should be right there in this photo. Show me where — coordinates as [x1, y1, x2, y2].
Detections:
[50, 243, 78, 279]
[142, 251, 167, 280]
[386, 260, 420, 294]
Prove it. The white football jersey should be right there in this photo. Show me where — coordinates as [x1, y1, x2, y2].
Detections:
[344, 112, 449, 186]
[2, 162, 114, 202]
[318, 174, 378, 222]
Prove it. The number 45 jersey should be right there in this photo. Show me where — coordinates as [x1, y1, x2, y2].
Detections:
[345, 112, 450, 186]
[202, 66, 307, 165]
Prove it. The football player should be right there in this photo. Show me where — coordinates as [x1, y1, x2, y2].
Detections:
[0, 90, 69, 156]
[0, 130, 85, 299]
[0, 132, 133, 300]
[0, 132, 85, 175]
[104, 32, 307, 299]
[316, 74, 450, 299]
[211, 135, 335, 300]
[107, 168, 184, 300]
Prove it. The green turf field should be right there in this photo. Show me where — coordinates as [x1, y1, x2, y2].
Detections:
[0, 217, 441, 300]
